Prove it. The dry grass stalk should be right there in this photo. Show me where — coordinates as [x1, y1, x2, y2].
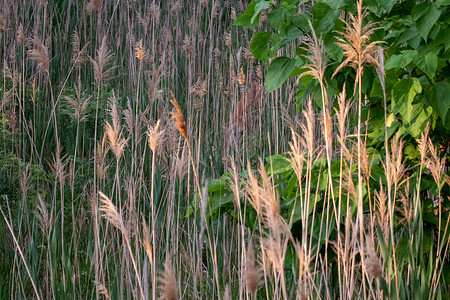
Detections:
[289, 129, 306, 181]
[294, 242, 310, 300]
[123, 100, 135, 135]
[0, 200, 42, 300]
[246, 159, 285, 231]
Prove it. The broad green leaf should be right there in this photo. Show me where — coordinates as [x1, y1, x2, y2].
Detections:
[397, 27, 420, 45]
[291, 193, 316, 223]
[268, 7, 287, 31]
[265, 56, 296, 92]
[252, 1, 271, 24]
[445, 28, 450, 51]
[413, 52, 438, 79]
[291, 13, 309, 30]
[437, 0, 450, 6]
[403, 104, 433, 138]
[284, 24, 302, 43]
[392, 77, 422, 123]
[396, 235, 410, 270]
[321, 0, 345, 9]
[428, 80, 450, 122]
[323, 21, 345, 61]
[207, 194, 234, 219]
[312, 3, 339, 34]
[443, 263, 450, 284]
[384, 50, 417, 70]
[250, 32, 272, 63]
[435, 81, 450, 121]
[365, 0, 396, 15]
[207, 174, 231, 193]
[233, 1, 259, 27]
[412, 2, 441, 40]
[265, 154, 293, 176]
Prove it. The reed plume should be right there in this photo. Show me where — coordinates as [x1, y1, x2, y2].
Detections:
[170, 91, 187, 140]
[331, 0, 383, 89]
[28, 36, 50, 75]
[89, 36, 114, 85]
[245, 240, 260, 294]
[159, 256, 177, 300]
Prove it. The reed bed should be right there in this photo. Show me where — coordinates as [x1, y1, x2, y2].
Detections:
[0, 0, 448, 299]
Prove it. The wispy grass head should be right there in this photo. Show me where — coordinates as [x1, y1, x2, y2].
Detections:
[147, 119, 164, 153]
[98, 191, 126, 235]
[159, 256, 177, 300]
[298, 21, 327, 86]
[135, 39, 146, 62]
[245, 240, 261, 294]
[332, 0, 384, 89]
[28, 35, 49, 75]
[170, 91, 187, 140]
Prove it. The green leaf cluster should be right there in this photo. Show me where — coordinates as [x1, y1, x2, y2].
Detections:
[235, 0, 450, 145]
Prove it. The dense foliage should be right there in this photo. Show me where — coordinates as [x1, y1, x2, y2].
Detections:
[203, 0, 450, 298]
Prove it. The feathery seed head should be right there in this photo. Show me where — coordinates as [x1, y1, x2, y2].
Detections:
[28, 36, 49, 75]
[159, 256, 177, 300]
[98, 191, 126, 234]
[147, 119, 164, 152]
[135, 39, 146, 61]
[332, 0, 384, 90]
[298, 21, 327, 86]
[17, 24, 25, 45]
[238, 66, 246, 85]
[170, 91, 187, 140]
[245, 240, 260, 293]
